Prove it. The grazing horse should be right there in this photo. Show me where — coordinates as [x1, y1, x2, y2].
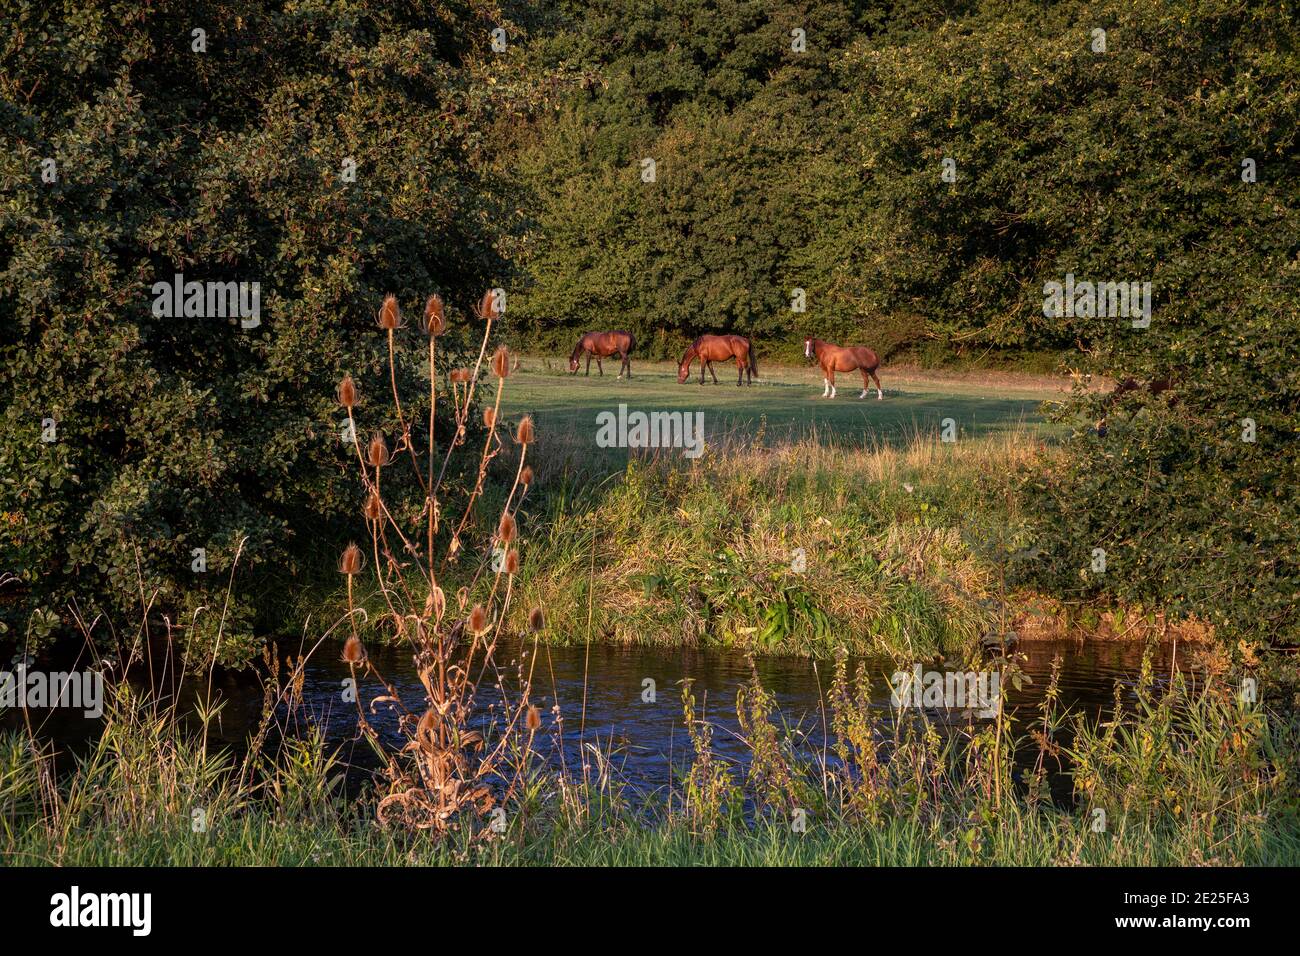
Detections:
[677, 334, 758, 386]
[569, 330, 635, 378]
[805, 337, 882, 399]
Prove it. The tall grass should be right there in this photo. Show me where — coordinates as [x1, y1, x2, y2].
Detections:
[2, 646, 1295, 865]
[510, 426, 1046, 657]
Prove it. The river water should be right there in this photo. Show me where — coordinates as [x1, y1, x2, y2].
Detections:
[280, 636, 1183, 802]
[4, 636, 1186, 805]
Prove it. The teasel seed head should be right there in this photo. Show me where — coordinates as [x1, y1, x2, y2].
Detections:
[516, 416, 535, 445]
[367, 432, 390, 468]
[363, 492, 382, 522]
[468, 604, 489, 635]
[456, 586, 469, 611]
[423, 294, 446, 336]
[505, 549, 520, 575]
[338, 543, 365, 576]
[528, 606, 545, 632]
[521, 465, 534, 486]
[342, 635, 366, 664]
[497, 512, 516, 545]
[478, 289, 499, 319]
[337, 374, 358, 409]
[491, 346, 511, 379]
[450, 368, 471, 384]
[526, 705, 542, 732]
[483, 407, 497, 428]
[377, 294, 403, 330]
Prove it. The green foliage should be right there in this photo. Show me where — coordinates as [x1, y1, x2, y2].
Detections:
[3, 0, 1296, 668]
[504, 0, 1300, 655]
[996, 2, 1300, 657]
[0, 1, 510, 661]
[4, 657, 1296, 865]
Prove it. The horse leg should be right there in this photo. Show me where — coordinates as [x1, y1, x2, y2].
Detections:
[870, 370, 883, 400]
[736, 357, 744, 387]
[859, 368, 869, 399]
[821, 365, 830, 398]
[585, 353, 592, 376]
[618, 351, 627, 379]
[597, 356, 603, 376]
[827, 369, 837, 399]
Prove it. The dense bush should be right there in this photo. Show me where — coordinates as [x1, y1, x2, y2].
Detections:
[995, 4, 1299, 661]
[0, 1, 514, 662]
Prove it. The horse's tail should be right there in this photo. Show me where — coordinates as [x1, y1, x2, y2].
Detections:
[624, 331, 635, 354]
[747, 338, 758, 378]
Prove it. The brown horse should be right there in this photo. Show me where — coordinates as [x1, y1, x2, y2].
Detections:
[569, 330, 635, 378]
[804, 337, 882, 399]
[677, 334, 758, 386]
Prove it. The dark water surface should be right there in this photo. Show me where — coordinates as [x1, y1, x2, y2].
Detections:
[7, 637, 1187, 805]
[281, 637, 1183, 801]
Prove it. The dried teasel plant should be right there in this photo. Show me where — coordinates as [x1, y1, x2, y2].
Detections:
[335, 288, 542, 837]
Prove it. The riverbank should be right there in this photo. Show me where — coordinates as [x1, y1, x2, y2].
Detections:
[321, 410, 1210, 661]
[6, 807, 1293, 866]
[3, 659, 1295, 866]
[503, 427, 1209, 657]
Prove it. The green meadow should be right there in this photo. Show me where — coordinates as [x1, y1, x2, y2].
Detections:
[498, 356, 1067, 468]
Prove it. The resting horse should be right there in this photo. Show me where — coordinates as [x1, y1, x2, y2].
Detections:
[677, 334, 757, 386]
[804, 337, 882, 399]
[569, 330, 635, 378]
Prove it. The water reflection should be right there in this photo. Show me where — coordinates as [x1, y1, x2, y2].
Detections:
[295, 637, 1183, 802]
[4, 637, 1185, 807]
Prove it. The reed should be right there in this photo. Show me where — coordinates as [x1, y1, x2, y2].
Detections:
[2, 646, 1294, 865]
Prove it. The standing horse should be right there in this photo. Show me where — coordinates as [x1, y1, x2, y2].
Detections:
[569, 331, 635, 378]
[805, 337, 882, 399]
[677, 334, 758, 386]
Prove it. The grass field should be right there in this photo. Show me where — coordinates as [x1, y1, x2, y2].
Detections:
[333, 357, 1195, 659]
[498, 357, 1071, 465]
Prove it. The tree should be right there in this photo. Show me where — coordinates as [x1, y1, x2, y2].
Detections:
[1, 0, 514, 662]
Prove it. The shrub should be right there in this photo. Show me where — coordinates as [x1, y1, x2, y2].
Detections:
[0, 1, 511, 663]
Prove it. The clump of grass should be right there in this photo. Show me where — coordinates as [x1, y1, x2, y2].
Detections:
[512, 427, 1048, 658]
